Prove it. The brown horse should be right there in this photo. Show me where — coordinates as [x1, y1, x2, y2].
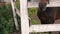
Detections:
[37, 0, 54, 24]
[37, 0, 60, 24]
[37, 0, 60, 34]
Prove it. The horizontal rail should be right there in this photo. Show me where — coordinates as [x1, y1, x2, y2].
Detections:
[28, 1, 60, 8]
[30, 24, 60, 32]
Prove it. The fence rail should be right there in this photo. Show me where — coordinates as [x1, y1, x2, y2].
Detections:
[28, 1, 60, 8]
[30, 24, 60, 32]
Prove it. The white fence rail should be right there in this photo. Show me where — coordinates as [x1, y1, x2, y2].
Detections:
[28, 0, 60, 8]
[30, 24, 60, 32]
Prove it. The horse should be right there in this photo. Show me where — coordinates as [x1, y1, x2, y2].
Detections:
[37, 0, 60, 34]
[37, 0, 60, 24]
[37, 0, 55, 24]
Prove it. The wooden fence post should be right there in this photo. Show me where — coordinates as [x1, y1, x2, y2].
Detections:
[20, 0, 29, 34]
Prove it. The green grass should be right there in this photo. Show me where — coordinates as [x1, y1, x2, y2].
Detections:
[28, 8, 40, 24]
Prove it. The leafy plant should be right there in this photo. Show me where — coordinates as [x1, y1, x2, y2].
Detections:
[0, 4, 14, 34]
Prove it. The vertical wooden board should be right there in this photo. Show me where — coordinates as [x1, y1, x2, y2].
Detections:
[11, 0, 19, 30]
[20, 0, 29, 34]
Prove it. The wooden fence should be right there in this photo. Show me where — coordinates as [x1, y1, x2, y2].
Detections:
[11, 0, 60, 34]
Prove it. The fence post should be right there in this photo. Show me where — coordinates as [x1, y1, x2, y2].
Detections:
[20, 0, 29, 34]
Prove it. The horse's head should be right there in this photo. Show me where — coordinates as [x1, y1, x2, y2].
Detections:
[39, 0, 49, 11]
